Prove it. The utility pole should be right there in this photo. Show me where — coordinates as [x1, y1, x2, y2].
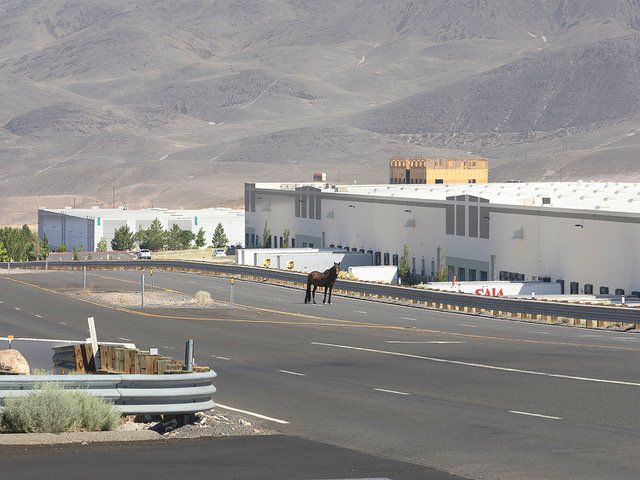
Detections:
[112, 186, 115, 209]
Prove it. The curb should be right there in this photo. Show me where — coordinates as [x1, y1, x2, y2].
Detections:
[0, 429, 162, 446]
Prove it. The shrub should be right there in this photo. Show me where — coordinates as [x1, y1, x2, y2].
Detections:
[0, 383, 121, 433]
[195, 290, 213, 306]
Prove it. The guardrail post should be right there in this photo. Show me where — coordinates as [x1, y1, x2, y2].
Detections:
[185, 339, 194, 372]
[141, 274, 145, 307]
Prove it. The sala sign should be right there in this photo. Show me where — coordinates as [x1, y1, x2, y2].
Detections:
[475, 287, 504, 297]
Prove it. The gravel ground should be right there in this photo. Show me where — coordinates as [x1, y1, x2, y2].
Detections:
[119, 407, 282, 438]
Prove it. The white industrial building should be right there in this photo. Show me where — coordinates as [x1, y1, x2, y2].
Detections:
[38, 207, 244, 252]
[245, 181, 640, 296]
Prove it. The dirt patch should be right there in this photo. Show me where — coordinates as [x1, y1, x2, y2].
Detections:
[76, 289, 225, 308]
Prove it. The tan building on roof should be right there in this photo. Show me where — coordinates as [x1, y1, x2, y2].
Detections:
[389, 158, 488, 185]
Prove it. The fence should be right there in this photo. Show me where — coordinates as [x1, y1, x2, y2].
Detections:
[0, 370, 216, 415]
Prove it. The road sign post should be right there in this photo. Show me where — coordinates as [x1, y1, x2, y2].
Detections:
[229, 277, 234, 307]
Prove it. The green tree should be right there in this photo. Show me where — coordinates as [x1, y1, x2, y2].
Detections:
[211, 223, 228, 248]
[0, 225, 39, 261]
[72, 246, 79, 261]
[96, 238, 108, 252]
[195, 227, 206, 248]
[435, 248, 448, 282]
[111, 225, 134, 251]
[263, 221, 271, 248]
[399, 243, 410, 283]
[56, 244, 67, 253]
[135, 218, 165, 251]
[282, 228, 290, 248]
[165, 224, 195, 250]
[0, 241, 8, 262]
[40, 234, 51, 258]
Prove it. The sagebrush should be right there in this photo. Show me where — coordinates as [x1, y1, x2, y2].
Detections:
[0, 383, 121, 433]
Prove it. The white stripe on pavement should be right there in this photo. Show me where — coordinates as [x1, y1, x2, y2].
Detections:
[385, 341, 465, 344]
[509, 410, 562, 420]
[374, 388, 409, 396]
[312, 342, 640, 387]
[279, 369, 306, 376]
[215, 403, 289, 424]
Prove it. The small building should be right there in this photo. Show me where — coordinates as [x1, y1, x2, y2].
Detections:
[38, 207, 244, 252]
[389, 158, 488, 185]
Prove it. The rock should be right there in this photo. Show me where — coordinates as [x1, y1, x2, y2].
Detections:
[0, 349, 30, 375]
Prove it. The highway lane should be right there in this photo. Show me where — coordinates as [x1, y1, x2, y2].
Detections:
[1, 270, 639, 479]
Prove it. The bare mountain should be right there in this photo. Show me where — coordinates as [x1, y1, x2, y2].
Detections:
[1, 0, 640, 225]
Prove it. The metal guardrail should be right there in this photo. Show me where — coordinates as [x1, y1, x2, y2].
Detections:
[0, 370, 217, 415]
[2, 260, 640, 324]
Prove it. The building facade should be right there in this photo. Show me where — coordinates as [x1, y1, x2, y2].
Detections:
[38, 207, 244, 251]
[389, 158, 488, 185]
[245, 181, 640, 296]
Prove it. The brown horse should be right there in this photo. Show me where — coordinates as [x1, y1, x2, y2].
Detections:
[305, 262, 340, 304]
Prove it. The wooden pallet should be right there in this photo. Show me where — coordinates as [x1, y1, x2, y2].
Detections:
[56, 344, 210, 375]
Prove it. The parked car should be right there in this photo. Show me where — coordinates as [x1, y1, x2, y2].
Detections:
[137, 249, 151, 259]
[213, 248, 226, 257]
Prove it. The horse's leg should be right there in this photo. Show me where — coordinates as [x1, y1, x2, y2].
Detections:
[312, 285, 318, 304]
[305, 279, 311, 303]
[323, 285, 328, 304]
[327, 285, 333, 304]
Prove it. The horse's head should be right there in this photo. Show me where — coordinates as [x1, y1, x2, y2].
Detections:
[334, 262, 341, 274]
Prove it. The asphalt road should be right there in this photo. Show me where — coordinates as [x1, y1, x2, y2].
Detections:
[1, 269, 639, 480]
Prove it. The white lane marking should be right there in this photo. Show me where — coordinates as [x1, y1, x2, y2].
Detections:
[580, 335, 603, 338]
[312, 342, 640, 387]
[189, 281, 197, 284]
[385, 341, 465, 344]
[211, 355, 230, 361]
[278, 369, 306, 376]
[528, 331, 550, 335]
[215, 403, 289, 424]
[0, 300, 3, 303]
[459, 324, 478, 328]
[14, 307, 20, 311]
[401, 317, 417, 321]
[35, 314, 42, 318]
[354, 310, 367, 314]
[118, 337, 132, 342]
[59, 322, 67, 325]
[509, 410, 562, 420]
[374, 388, 409, 396]
[610, 338, 636, 342]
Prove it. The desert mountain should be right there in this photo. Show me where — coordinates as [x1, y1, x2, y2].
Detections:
[1, 0, 640, 224]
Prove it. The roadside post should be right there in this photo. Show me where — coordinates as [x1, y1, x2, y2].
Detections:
[229, 277, 234, 307]
[141, 274, 145, 307]
[184, 339, 194, 372]
[150, 268, 154, 291]
[83, 266, 87, 290]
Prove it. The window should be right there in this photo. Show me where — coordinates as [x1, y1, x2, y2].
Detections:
[468, 205, 478, 237]
[480, 270, 488, 281]
[468, 179, 476, 183]
[392, 254, 399, 266]
[375, 251, 381, 265]
[435, 179, 444, 184]
[456, 205, 465, 236]
[458, 267, 466, 281]
[469, 269, 477, 281]
[383, 253, 390, 265]
[445, 205, 455, 235]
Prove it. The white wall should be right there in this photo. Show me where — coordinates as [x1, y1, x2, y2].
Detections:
[245, 185, 640, 295]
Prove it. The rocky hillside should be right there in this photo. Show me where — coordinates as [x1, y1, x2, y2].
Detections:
[1, 0, 640, 224]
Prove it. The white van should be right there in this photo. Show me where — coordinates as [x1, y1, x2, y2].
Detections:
[213, 248, 226, 257]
